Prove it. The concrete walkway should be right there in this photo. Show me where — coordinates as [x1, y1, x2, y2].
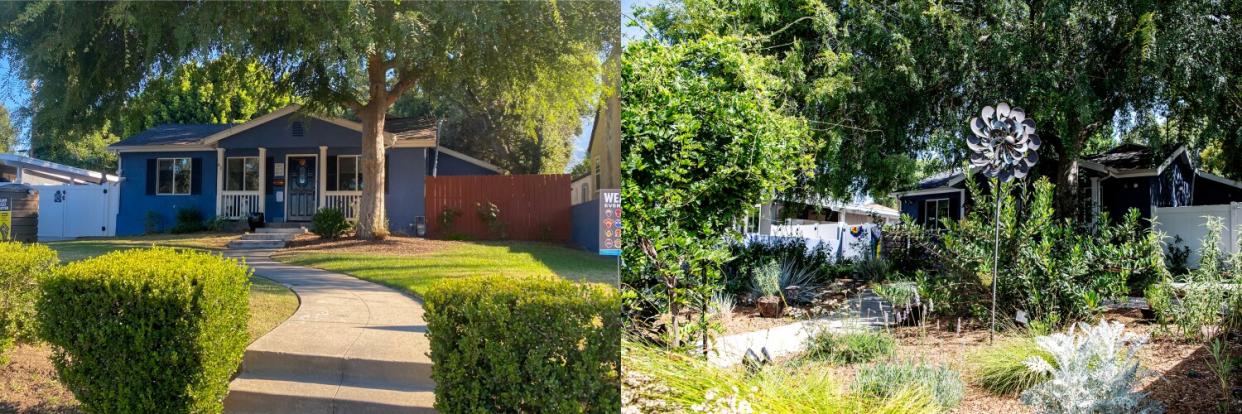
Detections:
[222, 251, 436, 413]
[709, 290, 888, 367]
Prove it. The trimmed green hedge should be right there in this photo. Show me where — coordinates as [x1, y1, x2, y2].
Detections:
[0, 242, 58, 364]
[425, 275, 621, 413]
[37, 247, 250, 413]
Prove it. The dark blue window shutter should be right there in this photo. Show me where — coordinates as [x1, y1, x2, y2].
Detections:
[191, 158, 203, 195]
[326, 155, 338, 191]
[145, 158, 157, 195]
[266, 157, 276, 194]
[384, 157, 390, 193]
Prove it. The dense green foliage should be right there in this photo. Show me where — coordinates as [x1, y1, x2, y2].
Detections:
[621, 35, 814, 344]
[624, 342, 940, 414]
[169, 207, 207, 234]
[1147, 217, 1242, 341]
[0, 1, 617, 239]
[311, 208, 353, 239]
[0, 106, 16, 153]
[722, 238, 848, 297]
[37, 248, 250, 413]
[885, 176, 1167, 327]
[967, 338, 1054, 396]
[637, 0, 1242, 217]
[423, 275, 620, 413]
[854, 361, 965, 411]
[0, 242, 58, 364]
[802, 330, 896, 365]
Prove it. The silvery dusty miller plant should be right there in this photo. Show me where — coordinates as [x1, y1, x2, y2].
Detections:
[1019, 320, 1162, 414]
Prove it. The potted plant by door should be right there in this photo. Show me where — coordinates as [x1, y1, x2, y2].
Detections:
[752, 260, 784, 318]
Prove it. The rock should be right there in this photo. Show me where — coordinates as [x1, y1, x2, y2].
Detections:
[757, 296, 783, 318]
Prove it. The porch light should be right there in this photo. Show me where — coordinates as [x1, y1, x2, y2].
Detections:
[967, 102, 1039, 344]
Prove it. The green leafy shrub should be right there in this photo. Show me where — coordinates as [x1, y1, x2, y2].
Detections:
[803, 330, 895, 364]
[311, 208, 353, 239]
[967, 337, 1054, 396]
[853, 257, 893, 282]
[855, 361, 965, 410]
[424, 275, 620, 413]
[0, 242, 58, 364]
[474, 201, 506, 239]
[37, 247, 250, 413]
[170, 206, 206, 234]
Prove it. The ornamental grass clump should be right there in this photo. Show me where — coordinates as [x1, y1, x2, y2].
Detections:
[854, 361, 965, 411]
[802, 330, 895, 365]
[1019, 320, 1162, 414]
[967, 337, 1054, 396]
[0, 242, 58, 364]
[37, 247, 250, 413]
[623, 342, 939, 414]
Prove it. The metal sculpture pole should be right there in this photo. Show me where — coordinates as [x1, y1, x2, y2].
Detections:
[967, 102, 1040, 344]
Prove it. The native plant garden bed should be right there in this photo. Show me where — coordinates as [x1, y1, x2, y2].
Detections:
[720, 278, 869, 336]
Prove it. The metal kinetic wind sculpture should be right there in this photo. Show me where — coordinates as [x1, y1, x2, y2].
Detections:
[967, 102, 1039, 343]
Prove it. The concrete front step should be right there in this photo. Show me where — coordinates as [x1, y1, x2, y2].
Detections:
[224, 376, 436, 414]
[256, 227, 307, 234]
[228, 240, 287, 250]
[240, 350, 434, 389]
[239, 233, 298, 241]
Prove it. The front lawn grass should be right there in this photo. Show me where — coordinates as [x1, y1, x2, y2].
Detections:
[276, 241, 617, 296]
[44, 232, 235, 262]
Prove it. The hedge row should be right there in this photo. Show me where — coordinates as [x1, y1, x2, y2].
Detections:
[425, 275, 621, 413]
[0, 242, 58, 364]
[38, 247, 251, 413]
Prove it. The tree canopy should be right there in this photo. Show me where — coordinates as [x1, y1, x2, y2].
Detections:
[0, 106, 15, 154]
[639, 0, 1242, 217]
[1, 1, 618, 238]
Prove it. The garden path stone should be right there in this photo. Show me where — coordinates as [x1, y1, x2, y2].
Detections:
[222, 251, 435, 413]
[708, 290, 888, 367]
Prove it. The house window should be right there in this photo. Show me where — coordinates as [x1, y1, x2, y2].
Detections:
[924, 198, 950, 227]
[156, 158, 192, 195]
[337, 156, 363, 191]
[225, 157, 260, 192]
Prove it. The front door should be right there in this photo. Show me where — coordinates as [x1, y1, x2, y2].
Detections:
[286, 156, 317, 221]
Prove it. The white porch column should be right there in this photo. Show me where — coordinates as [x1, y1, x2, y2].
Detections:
[215, 148, 225, 217]
[319, 145, 328, 210]
[258, 147, 267, 216]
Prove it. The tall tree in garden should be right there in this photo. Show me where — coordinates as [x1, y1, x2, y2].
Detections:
[643, 0, 1240, 218]
[622, 36, 818, 346]
[0, 1, 617, 239]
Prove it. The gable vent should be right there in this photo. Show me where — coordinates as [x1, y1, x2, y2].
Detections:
[291, 121, 305, 137]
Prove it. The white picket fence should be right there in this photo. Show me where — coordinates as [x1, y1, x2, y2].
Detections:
[1152, 202, 1242, 266]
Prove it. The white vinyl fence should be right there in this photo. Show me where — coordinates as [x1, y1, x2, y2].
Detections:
[36, 183, 120, 239]
[746, 222, 881, 262]
[1152, 202, 1242, 266]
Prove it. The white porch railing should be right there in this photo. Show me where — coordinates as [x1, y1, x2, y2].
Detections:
[324, 191, 362, 220]
[220, 191, 261, 219]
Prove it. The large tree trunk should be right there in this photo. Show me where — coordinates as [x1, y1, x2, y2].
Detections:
[1054, 156, 1079, 221]
[356, 55, 391, 240]
[357, 107, 388, 240]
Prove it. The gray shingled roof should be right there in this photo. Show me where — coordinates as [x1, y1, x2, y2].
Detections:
[1083, 143, 1169, 170]
[112, 124, 237, 147]
[916, 168, 965, 189]
[384, 117, 437, 140]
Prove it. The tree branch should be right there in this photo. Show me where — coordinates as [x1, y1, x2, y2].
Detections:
[385, 71, 417, 107]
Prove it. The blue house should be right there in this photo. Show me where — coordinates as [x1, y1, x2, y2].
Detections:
[108, 105, 500, 236]
[894, 144, 1242, 226]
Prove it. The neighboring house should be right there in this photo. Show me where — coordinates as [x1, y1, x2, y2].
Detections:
[580, 93, 620, 203]
[571, 172, 592, 205]
[107, 104, 500, 236]
[0, 153, 118, 185]
[0, 154, 122, 239]
[894, 143, 1242, 226]
[744, 199, 899, 236]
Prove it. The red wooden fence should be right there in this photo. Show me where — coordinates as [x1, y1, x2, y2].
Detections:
[425, 174, 571, 242]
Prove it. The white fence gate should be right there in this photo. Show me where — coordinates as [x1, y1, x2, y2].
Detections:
[36, 184, 119, 239]
[1152, 203, 1242, 266]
